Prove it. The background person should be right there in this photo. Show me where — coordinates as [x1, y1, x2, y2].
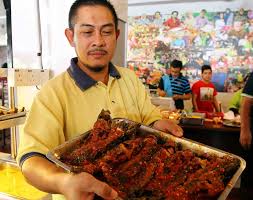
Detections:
[17, 1, 183, 200]
[163, 11, 181, 28]
[228, 73, 250, 116]
[239, 72, 253, 189]
[192, 65, 220, 113]
[157, 59, 191, 110]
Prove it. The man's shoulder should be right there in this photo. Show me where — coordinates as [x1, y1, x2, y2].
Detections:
[192, 80, 202, 87]
[39, 71, 70, 94]
[45, 71, 69, 85]
[242, 72, 253, 97]
[115, 66, 136, 77]
[178, 75, 190, 83]
[180, 75, 189, 80]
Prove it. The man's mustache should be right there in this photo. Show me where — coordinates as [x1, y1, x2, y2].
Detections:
[88, 49, 108, 54]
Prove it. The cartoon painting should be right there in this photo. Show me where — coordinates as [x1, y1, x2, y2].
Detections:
[127, 8, 253, 92]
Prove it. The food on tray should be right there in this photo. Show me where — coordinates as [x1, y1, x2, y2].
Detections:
[223, 111, 241, 126]
[233, 115, 241, 125]
[0, 106, 25, 115]
[160, 110, 181, 120]
[213, 116, 223, 124]
[59, 110, 240, 200]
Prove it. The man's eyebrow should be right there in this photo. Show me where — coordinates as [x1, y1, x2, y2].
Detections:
[79, 23, 114, 29]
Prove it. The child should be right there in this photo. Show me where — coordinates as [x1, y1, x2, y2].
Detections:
[192, 65, 220, 113]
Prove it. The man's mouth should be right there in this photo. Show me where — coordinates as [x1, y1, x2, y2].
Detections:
[88, 50, 107, 56]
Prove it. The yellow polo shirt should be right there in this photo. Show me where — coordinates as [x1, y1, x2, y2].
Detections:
[17, 58, 161, 200]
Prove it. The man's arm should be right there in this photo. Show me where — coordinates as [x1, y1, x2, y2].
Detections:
[22, 156, 118, 199]
[157, 88, 166, 97]
[192, 93, 199, 111]
[174, 78, 191, 100]
[213, 96, 220, 112]
[240, 96, 253, 150]
[173, 93, 191, 100]
[157, 77, 166, 97]
[152, 119, 183, 137]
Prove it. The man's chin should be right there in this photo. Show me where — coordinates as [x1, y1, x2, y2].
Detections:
[86, 64, 107, 72]
[89, 66, 105, 72]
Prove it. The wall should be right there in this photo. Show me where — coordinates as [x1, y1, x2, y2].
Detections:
[128, 0, 252, 16]
[127, 0, 253, 93]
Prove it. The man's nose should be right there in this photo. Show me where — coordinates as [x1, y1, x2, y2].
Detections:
[93, 32, 106, 47]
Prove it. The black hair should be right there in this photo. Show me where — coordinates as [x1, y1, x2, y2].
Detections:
[201, 65, 212, 73]
[155, 11, 161, 16]
[68, 0, 118, 30]
[170, 59, 182, 69]
[201, 9, 207, 14]
[172, 11, 179, 16]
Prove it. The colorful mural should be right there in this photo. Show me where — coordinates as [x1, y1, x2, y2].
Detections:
[127, 8, 253, 92]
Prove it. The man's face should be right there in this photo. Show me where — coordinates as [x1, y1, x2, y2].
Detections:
[172, 12, 178, 18]
[233, 21, 243, 31]
[202, 69, 212, 82]
[65, 5, 119, 71]
[200, 11, 206, 17]
[170, 67, 181, 78]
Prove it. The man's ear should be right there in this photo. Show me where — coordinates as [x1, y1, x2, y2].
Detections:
[116, 29, 120, 40]
[65, 28, 75, 47]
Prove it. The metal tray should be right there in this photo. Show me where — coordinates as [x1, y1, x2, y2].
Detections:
[47, 118, 246, 200]
[223, 120, 240, 128]
[180, 117, 204, 126]
[0, 111, 26, 121]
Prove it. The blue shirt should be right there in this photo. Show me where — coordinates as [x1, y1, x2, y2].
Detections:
[159, 74, 191, 109]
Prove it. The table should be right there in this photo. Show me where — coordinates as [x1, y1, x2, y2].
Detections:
[180, 121, 243, 156]
[180, 121, 253, 194]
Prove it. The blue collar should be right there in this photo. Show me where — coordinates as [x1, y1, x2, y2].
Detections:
[67, 57, 121, 91]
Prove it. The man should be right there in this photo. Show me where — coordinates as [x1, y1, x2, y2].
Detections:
[240, 72, 253, 189]
[192, 65, 220, 113]
[163, 11, 181, 28]
[195, 9, 209, 29]
[17, 1, 183, 200]
[157, 59, 191, 109]
[228, 73, 250, 116]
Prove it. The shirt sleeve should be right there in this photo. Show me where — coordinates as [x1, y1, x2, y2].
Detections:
[183, 79, 191, 94]
[228, 89, 242, 110]
[242, 72, 253, 98]
[16, 85, 65, 166]
[191, 82, 198, 95]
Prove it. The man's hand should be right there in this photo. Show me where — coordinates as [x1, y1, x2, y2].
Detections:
[152, 119, 183, 137]
[173, 94, 180, 100]
[60, 172, 118, 200]
[240, 129, 252, 150]
[157, 89, 166, 97]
